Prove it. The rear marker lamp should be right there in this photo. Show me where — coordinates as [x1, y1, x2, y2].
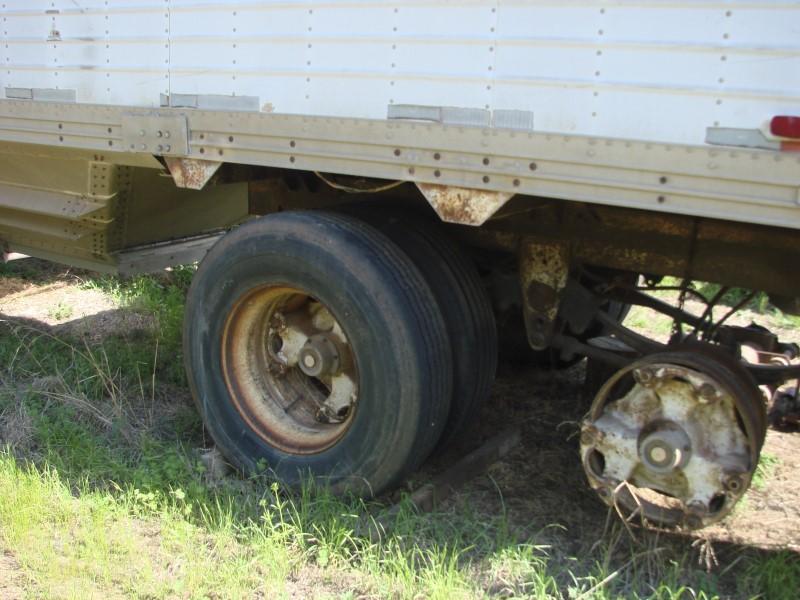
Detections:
[770, 116, 800, 140]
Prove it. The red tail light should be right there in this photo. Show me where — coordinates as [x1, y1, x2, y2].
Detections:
[771, 116, 800, 139]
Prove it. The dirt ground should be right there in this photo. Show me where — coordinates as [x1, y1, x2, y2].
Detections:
[1, 260, 798, 590]
[465, 362, 800, 553]
[0, 551, 24, 600]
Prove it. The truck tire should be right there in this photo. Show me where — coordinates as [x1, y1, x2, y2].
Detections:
[341, 206, 497, 447]
[184, 211, 453, 496]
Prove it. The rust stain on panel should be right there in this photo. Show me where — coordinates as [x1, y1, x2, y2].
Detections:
[416, 183, 513, 226]
[165, 158, 222, 190]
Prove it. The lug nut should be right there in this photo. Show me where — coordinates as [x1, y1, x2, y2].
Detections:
[580, 429, 595, 446]
[698, 382, 719, 402]
[633, 368, 654, 386]
[723, 472, 745, 493]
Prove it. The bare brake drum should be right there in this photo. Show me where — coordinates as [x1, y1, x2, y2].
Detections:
[580, 348, 766, 529]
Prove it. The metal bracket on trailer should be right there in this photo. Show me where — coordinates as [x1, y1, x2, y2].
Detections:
[416, 183, 514, 226]
[164, 157, 222, 190]
[519, 239, 571, 350]
[120, 113, 189, 157]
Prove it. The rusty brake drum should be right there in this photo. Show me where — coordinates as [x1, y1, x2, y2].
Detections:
[580, 347, 766, 529]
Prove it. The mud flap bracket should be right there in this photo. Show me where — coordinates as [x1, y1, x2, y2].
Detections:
[416, 183, 514, 226]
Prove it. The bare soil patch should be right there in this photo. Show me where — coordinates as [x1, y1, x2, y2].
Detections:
[0, 550, 25, 600]
[704, 430, 800, 551]
[0, 260, 155, 342]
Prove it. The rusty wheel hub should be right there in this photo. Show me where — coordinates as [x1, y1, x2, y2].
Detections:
[580, 349, 766, 529]
[221, 286, 358, 455]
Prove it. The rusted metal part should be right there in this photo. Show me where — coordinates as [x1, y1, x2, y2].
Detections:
[518, 239, 570, 350]
[737, 331, 800, 430]
[165, 157, 222, 190]
[416, 183, 514, 226]
[770, 388, 800, 430]
[458, 201, 800, 303]
[581, 348, 766, 529]
[221, 286, 359, 454]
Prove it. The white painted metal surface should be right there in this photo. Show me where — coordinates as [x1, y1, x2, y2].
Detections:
[1, 1, 798, 147]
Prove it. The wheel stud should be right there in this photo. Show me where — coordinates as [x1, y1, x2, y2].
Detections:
[698, 382, 719, 402]
[633, 368, 654, 386]
[723, 472, 745, 493]
[580, 429, 595, 446]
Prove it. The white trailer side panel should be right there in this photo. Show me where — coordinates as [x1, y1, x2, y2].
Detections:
[2, 1, 170, 106]
[1, 1, 798, 146]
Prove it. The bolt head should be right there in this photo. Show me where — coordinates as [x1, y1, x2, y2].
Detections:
[723, 472, 745, 493]
[580, 430, 595, 446]
[698, 382, 719, 402]
[528, 331, 546, 347]
[633, 368, 654, 386]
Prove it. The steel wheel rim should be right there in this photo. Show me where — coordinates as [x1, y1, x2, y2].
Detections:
[221, 285, 359, 455]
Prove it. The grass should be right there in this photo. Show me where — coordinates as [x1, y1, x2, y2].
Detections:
[624, 277, 800, 343]
[650, 278, 800, 326]
[624, 305, 674, 338]
[0, 266, 797, 598]
[739, 552, 800, 600]
[82, 266, 195, 385]
[751, 453, 780, 491]
[46, 301, 73, 321]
